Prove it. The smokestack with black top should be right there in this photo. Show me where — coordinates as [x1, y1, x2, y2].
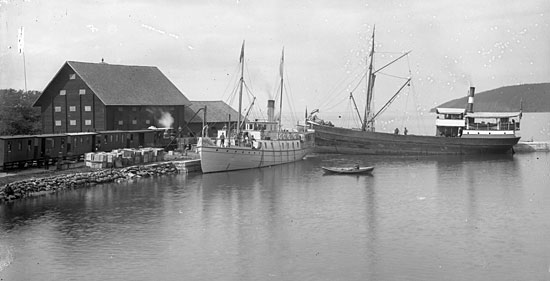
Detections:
[267, 100, 275, 122]
[466, 87, 475, 113]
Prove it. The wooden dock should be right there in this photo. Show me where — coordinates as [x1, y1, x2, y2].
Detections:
[172, 159, 202, 173]
[514, 141, 550, 152]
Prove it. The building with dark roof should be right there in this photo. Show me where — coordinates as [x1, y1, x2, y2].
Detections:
[187, 100, 244, 137]
[33, 61, 192, 134]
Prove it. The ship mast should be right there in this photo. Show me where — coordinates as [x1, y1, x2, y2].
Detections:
[362, 26, 376, 131]
[278, 47, 284, 132]
[237, 41, 245, 136]
[361, 26, 411, 131]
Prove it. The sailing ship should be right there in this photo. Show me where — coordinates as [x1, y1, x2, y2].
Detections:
[308, 28, 521, 155]
[197, 42, 315, 173]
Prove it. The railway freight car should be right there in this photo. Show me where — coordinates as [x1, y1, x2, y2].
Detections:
[95, 131, 127, 152]
[0, 128, 181, 171]
[95, 129, 166, 151]
[39, 133, 71, 165]
[0, 135, 41, 170]
[66, 132, 96, 160]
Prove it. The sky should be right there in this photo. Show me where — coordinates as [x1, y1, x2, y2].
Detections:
[1, 0, 549, 127]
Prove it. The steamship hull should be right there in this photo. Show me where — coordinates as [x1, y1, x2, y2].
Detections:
[311, 123, 520, 155]
[197, 137, 313, 173]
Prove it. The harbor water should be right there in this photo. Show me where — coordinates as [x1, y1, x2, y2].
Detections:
[1, 152, 549, 281]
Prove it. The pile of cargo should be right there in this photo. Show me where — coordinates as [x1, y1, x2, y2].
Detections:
[85, 148, 166, 168]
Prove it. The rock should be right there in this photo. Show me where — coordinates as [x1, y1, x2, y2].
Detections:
[1, 161, 188, 203]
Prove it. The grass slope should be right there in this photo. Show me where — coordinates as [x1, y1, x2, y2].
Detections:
[434, 82, 550, 112]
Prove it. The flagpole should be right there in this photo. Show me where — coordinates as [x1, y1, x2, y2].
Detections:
[18, 26, 27, 92]
[23, 52, 27, 92]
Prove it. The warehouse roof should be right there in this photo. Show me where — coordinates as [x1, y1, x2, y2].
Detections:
[34, 61, 190, 106]
[188, 101, 245, 123]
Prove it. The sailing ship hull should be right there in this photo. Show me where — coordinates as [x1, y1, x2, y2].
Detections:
[198, 137, 314, 173]
[311, 123, 520, 155]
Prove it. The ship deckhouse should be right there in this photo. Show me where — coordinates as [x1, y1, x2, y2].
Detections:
[462, 111, 521, 138]
[435, 108, 521, 138]
[435, 108, 466, 137]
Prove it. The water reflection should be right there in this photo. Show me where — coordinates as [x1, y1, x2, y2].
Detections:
[362, 176, 379, 280]
[1, 153, 549, 281]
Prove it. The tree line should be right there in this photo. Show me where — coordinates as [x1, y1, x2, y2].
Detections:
[0, 89, 41, 136]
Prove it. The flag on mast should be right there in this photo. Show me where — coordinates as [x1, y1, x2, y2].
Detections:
[279, 47, 284, 77]
[239, 41, 245, 63]
[17, 26, 24, 55]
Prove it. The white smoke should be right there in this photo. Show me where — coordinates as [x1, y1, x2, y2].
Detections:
[159, 112, 174, 128]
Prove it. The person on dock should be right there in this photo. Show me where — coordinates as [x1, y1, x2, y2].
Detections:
[220, 132, 225, 147]
[404, 127, 408, 135]
[394, 128, 400, 135]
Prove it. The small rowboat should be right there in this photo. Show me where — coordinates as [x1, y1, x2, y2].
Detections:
[322, 166, 374, 174]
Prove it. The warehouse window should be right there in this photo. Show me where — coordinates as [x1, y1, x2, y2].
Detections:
[18, 141, 22, 151]
[118, 120, 123, 125]
[60, 90, 66, 95]
[60, 138, 65, 149]
[118, 107, 123, 112]
[132, 118, 137, 125]
[55, 106, 61, 112]
[85, 120, 92, 126]
[145, 119, 150, 124]
[132, 107, 137, 111]
[84, 106, 91, 111]
[69, 120, 76, 126]
[55, 120, 62, 126]
[28, 140, 32, 151]
[7, 142, 11, 153]
[69, 106, 76, 112]
[69, 74, 76, 80]
[79, 89, 86, 95]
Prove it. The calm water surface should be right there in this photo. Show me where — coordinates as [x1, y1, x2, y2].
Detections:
[1, 152, 549, 281]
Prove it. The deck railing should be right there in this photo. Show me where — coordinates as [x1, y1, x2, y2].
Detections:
[466, 122, 520, 131]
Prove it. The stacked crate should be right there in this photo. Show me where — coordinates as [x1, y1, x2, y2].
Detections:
[85, 152, 109, 168]
[85, 148, 167, 169]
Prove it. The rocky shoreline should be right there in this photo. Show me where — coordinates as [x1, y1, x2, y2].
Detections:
[0, 162, 180, 203]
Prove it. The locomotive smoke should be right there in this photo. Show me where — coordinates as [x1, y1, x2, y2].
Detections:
[159, 112, 174, 128]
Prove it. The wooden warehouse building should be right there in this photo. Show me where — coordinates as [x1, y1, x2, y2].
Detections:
[188, 100, 244, 137]
[33, 61, 192, 134]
